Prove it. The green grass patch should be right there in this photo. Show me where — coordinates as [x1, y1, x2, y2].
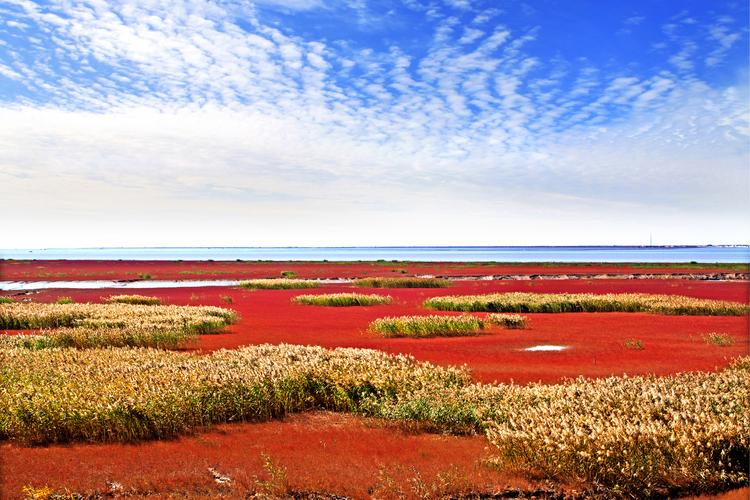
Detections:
[354, 277, 450, 288]
[424, 292, 749, 316]
[55, 296, 75, 305]
[0, 297, 15, 304]
[104, 294, 162, 305]
[293, 293, 392, 306]
[237, 279, 320, 289]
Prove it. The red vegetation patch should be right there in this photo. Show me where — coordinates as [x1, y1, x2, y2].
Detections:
[0, 412, 536, 499]
[1, 270, 748, 499]
[6, 279, 748, 384]
[1, 259, 746, 281]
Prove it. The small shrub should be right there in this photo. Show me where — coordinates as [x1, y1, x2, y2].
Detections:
[105, 294, 161, 305]
[138, 273, 152, 280]
[293, 293, 392, 307]
[280, 271, 297, 278]
[254, 453, 289, 496]
[55, 297, 74, 305]
[704, 332, 734, 347]
[354, 277, 450, 288]
[370, 315, 484, 338]
[0, 297, 15, 304]
[221, 295, 233, 304]
[624, 338, 644, 350]
[238, 279, 320, 290]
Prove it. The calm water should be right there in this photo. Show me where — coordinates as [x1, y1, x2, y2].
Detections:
[0, 247, 750, 262]
[1, 246, 748, 262]
[0, 279, 348, 291]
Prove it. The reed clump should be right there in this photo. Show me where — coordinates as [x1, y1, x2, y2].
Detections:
[424, 292, 749, 316]
[293, 293, 392, 307]
[481, 362, 750, 496]
[354, 277, 450, 288]
[238, 279, 320, 289]
[0, 341, 746, 497]
[104, 294, 162, 305]
[364, 359, 750, 496]
[0, 344, 468, 444]
[0, 302, 236, 348]
[0, 327, 194, 350]
[370, 315, 484, 337]
[486, 313, 527, 329]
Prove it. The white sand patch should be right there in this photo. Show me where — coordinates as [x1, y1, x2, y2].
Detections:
[523, 345, 568, 352]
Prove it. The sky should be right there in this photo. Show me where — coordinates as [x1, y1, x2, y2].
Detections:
[0, 0, 748, 248]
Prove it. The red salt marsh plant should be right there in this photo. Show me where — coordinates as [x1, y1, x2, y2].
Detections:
[293, 293, 392, 307]
[424, 292, 749, 316]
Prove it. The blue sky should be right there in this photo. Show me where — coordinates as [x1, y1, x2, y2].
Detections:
[0, 0, 748, 247]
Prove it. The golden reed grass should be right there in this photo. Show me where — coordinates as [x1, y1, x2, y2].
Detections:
[293, 293, 392, 306]
[0, 302, 236, 349]
[424, 292, 749, 315]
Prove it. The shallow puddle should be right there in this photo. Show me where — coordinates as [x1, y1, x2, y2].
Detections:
[522, 345, 568, 352]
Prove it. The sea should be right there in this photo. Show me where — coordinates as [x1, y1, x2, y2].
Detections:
[1, 246, 748, 263]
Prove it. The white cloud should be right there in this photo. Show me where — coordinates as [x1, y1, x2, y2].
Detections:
[705, 17, 742, 66]
[0, 0, 747, 246]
